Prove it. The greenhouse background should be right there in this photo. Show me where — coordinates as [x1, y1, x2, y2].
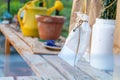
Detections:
[0, 0, 72, 37]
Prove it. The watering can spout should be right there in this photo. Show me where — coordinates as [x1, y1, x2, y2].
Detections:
[47, 7, 56, 15]
[17, 7, 24, 27]
[54, 0, 64, 11]
[47, 0, 64, 15]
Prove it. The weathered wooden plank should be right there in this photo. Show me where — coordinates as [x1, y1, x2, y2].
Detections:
[17, 76, 39, 80]
[0, 24, 66, 80]
[76, 61, 112, 80]
[17, 76, 55, 80]
[0, 77, 14, 80]
[10, 24, 60, 55]
[113, 54, 120, 80]
[22, 51, 66, 80]
[43, 55, 94, 80]
[0, 24, 113, 80]
[17, 33, 59, 54]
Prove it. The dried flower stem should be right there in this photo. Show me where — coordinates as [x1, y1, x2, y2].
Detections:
[100, 0, 117, 19]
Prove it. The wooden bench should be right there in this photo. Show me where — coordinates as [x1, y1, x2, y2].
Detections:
[0, 24, 118, 80]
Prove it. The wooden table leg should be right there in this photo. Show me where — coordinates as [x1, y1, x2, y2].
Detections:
[4, 38, 11, 76]
[5, 38, 11, 55]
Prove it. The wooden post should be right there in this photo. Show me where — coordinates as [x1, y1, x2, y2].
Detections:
[5, 38, 11, 55]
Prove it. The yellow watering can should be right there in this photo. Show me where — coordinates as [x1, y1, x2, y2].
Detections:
[17, 0, 48, 37]
[18, 0, 64, 37]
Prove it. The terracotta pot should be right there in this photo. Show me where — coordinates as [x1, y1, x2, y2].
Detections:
[36, 15, 65, 40]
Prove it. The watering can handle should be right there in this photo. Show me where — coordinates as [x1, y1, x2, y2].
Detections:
[17, 1, 32, 27]
[32, 0, 46, 7]
[17, 0, 47, 27]
[17, 6, 25, 27]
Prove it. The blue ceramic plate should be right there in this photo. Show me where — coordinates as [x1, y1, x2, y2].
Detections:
[44, 45, 61, 51]
[44, 40, 62, 51]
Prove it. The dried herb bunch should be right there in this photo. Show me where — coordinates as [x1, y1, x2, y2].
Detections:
[100, 0, 117, 19]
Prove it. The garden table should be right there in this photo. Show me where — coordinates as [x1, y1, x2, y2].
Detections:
[0, 24, 119, 80]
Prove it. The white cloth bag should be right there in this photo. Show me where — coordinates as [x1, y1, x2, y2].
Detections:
[58, 13, 91, 66]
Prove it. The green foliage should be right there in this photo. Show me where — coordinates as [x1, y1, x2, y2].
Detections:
[60, 0, 72, 37]
[0, 0, 72, 37]
[10, 1, 24, 15]
[0, 3, 7, 16]
[100, 0, 117, 19]
[61, 26, 68, 38]
[0, 0, 25, 16]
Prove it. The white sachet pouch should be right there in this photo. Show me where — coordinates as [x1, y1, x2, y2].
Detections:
[58, 13, 91, 66]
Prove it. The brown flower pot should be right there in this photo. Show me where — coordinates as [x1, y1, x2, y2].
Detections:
[36, 15, 65, 40]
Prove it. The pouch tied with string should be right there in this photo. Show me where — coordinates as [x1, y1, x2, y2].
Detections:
[58, 13, 91, 66]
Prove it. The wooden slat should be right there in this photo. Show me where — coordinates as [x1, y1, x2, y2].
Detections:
[22, 52, 66, 80]
[0, 24, 113, 80]
[0, 77, 14, 80]
[0, 24, 66, 80]
[76, 61, 112, 80]
[43, 55, 94, 80]
[17, 76, 39, 80]
[17, 76, 55, 80]
[10, 24, 61, 55]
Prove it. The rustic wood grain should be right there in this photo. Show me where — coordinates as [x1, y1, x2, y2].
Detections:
[10, 24, 61, 55]
[76, 61, 112, 80]
[0, 24, 114, 80]
[0, 77, 14, 80]
[17, 76, 51, 80]
[43, 55, 94, 80]
[0, 24, 66, 80]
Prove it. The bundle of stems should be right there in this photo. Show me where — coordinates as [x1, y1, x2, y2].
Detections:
[100, 0, 117, 19]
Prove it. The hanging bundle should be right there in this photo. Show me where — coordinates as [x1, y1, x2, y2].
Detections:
[58, 13, 91, 66]
[58, 0, 91, 66]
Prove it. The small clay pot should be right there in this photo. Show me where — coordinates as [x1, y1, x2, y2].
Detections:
[36, 15, 65, 40]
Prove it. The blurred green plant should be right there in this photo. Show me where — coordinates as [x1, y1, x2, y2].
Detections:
[10, 1, 24, 15]
[0, 2, 7, 17]
[0, 0, 25, 16]
[0, 0, 72, 37]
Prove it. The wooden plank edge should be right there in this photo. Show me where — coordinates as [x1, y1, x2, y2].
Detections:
[0, 25, 66, 79]
[9, 24, 60, 55]
[42, 55, 94, 80]
[76, 61, 112, 80]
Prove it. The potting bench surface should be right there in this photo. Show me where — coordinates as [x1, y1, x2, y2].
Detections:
[0, 24, 119, 80]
